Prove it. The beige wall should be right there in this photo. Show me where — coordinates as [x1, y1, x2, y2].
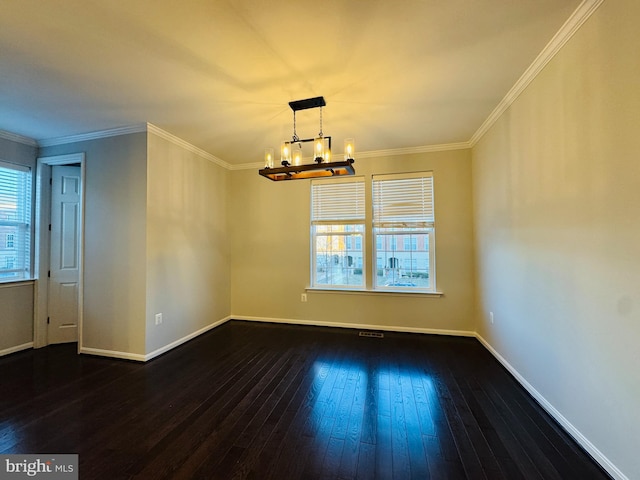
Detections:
[0, 136, 37, 166]
[40, 133, 148, 356]
[230, 149, 475, 333]
[472, 0, 639, 478]
[39, 131, 231, 359]
[0, 136, 37, 355]
[145, 133, 230, 354]
[0, 283, 33, 353]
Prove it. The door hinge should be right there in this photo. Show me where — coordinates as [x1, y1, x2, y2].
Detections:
[47, 317, 50, 324]
[49, 177, 52, 186]
[48, 270, 50, 278]
[48, 224, 51, 231]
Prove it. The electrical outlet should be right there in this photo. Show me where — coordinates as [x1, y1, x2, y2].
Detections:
[155, 313, 163, 325]
[301, 293, 308, 302]
[489, 312, 494, 324]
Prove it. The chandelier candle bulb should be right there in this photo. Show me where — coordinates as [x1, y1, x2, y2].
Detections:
[344, 138, 355, 160]
[324, 146, 331, 163]
[293, 146, 302, 166]
[314, 136, 325, 162]
[264, 148, 274, 168]
[281, 142, 291, 165]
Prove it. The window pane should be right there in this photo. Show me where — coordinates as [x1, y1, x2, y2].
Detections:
[375, 232, 430, 289]
[313, 226, 364, 288]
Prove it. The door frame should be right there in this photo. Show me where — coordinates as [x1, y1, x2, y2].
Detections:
[34, 153, 85, 351]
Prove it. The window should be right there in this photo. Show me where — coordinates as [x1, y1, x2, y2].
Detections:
[403, 236, 417, 251]
[372, 172, 435, 291]
[311, 178, 365, 288]
[310, 171, 436, 293]
[0, 161, 32, 281]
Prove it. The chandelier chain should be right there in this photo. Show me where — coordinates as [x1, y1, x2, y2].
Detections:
[319, 107, 323, 138]
[292, 111, 299, 142]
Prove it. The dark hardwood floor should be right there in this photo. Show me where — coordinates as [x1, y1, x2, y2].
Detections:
[0, 321, 610, 479]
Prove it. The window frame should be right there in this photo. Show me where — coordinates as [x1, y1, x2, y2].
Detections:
[372, 172, 436, 293]
[309, 171, 438, 294]
[0, 160, 33, 282]
[310, 177, 366, 290]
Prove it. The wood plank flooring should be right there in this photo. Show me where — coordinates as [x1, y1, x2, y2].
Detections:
[0, 321, 611, 479]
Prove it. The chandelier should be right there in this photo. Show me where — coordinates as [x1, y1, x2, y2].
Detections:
[259, 96, 355, 181]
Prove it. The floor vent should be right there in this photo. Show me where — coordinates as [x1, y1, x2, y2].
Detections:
[359, 331, 384, 338]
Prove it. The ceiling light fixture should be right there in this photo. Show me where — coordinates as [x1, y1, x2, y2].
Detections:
[259, 96, 355, 181]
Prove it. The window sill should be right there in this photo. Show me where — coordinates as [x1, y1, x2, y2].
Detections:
[0, 279, 35, 289]
[306, 287, 443, 298]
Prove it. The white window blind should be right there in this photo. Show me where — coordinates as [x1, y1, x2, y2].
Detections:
[0, 160, 32, 280]
[372, 173, 434, 228]
[311, 178, 365, 223]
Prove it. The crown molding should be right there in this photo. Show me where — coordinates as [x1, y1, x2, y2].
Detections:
[469, 0, 604, 146]
[0, 129, 38, 147]
[36, 122, 231, 169]
[146, 123, 231, 169]
[357, 142, 471, 159]
[231, 162, 264, 171]
[38, 124, 147, 147]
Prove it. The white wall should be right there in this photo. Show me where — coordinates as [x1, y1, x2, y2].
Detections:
[145, 132, 230, 355]
[230, 149, 475, 334]
[40, 133, 148, 357]
[39, 129, 232, 360]
[0, 282, 33, 354]
[472, 0, 640, 478]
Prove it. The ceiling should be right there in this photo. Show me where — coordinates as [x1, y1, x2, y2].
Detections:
[0, 0, 582, 166]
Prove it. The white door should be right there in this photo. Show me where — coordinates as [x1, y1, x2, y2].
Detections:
[48, 165, 81, 344]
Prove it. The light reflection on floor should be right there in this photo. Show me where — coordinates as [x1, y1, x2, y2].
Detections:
[305, 359, 440, 474]
[0, 422, 20, 452]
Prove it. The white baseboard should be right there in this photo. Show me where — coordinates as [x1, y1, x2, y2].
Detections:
[80, 347, 146, 362]
[144, 316, 232, 361]
[79, 316, 232, 362]
[475, 334, 627, 480]
[232, 315, 476, 338]
[0, 342, 33, 357]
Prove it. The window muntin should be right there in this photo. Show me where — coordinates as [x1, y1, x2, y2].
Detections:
[0, 161, 32, 281]
[373, 173, 435, 292]
[311, 178, 365, 289]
